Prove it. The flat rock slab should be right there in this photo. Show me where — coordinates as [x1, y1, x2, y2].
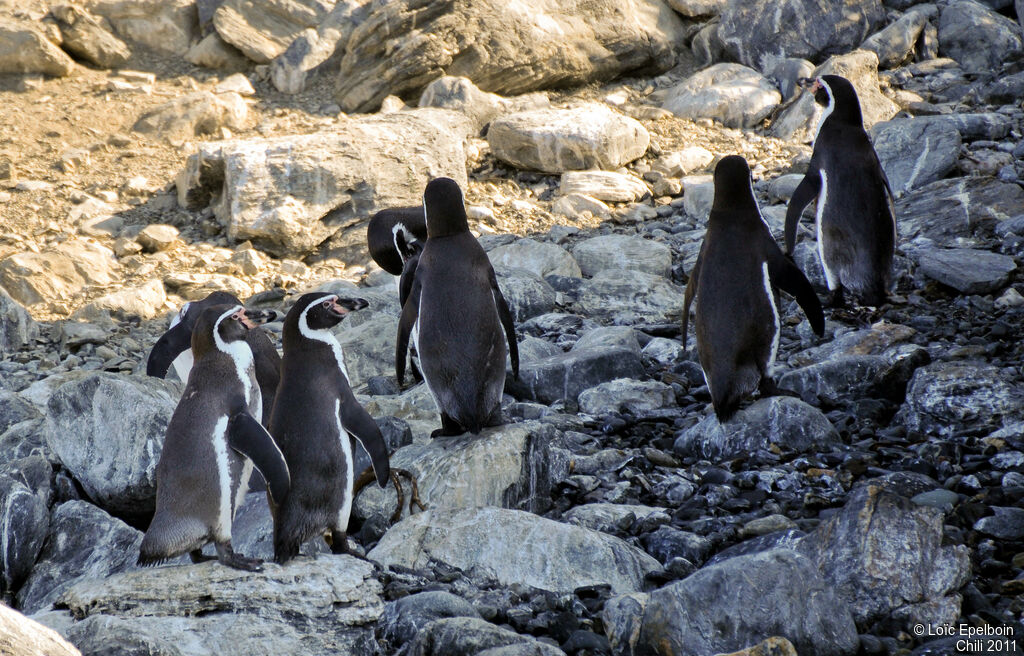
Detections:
[176, 108, 471, 258]
[354, 421, 555, 524]
[507, 344, 644, 405]
[559, 170, 650, 203]
[488, 104, 650, 173]
[914, 247, 1017, 294]
[603, 549, 859, 656]
[896, 176, 1024, 246]
[662, 63, 781, 129]
[897, 363, 1024, 437]
[334, 0, 687, 113]
[486, 239, 581, 279]
[571, 234, 672, 278]
[368, 507, 660, 595]
[674, 396, 840, 460]
[213, 0, 335, 63]
[788, 322, 916, 367]
[870, 116, 961, 197]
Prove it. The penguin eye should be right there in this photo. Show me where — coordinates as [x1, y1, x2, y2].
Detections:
[322, 300, 331, 309]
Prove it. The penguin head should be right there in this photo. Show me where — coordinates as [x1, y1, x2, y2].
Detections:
[392, 223, 423, 264]
[287, 292, 368, 337]
[192, 304, 275, 357]
[423, 177, 469, 238]
[147, 291, 245, 377]
[710, 155, 758, 214]
[798, 75, 862, 126]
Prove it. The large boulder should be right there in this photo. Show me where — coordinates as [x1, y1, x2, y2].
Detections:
[674, 396, 840, 460]
[17, 501, 142, 614]
[493, 267, 557, 322]
[80, 0, 199, 56]
[896, 363, 1023, 437]
[334, 0, 688, 113]
[869, 116, 961, 197]
[0, 604, 80, 656]
[488, 104, 650, 173]
[896, 177, 1024, 247]
[177, 109, 472, 258]
[213, 0, 335, 64]
[336, 314, 398, 390]
[912, 247, 1017, 295]
[603, 549, 859, 656]
[860, 4, 937, 69]
[662, 63, 781, 129]
[55, 556, 383, 656]
[0, 19, 76, 76]
[486, 239, 581, 279]
[570, 235, 672, 278]
[0, 290, 39, 354]
[797, 485, 971, 628]
[0, 475, 49, 598]
[507, 340, 644, 405]
[44, 373, 180, 517]
[574, 269, 684, 324]
[49, 4, 132, 69]
[354, 421, 554, 524]
[938, 0, 1023, 72]
[368, 507, 661, 595]
[719, 0, 886, 69]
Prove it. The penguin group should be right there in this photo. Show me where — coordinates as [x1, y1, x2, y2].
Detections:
[138, 74, 894, 570]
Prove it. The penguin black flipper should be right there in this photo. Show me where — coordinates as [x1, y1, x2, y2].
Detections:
[146, 322, 191, 377]
[338, 395, 391, 488]
[396, 277, 422, 384]
[489, 268, 519, 379]
[681, 245, 706, 350]
[784, 169, 822, 255]
[768, 252, 826, 337]
[228, 411, 290, 504]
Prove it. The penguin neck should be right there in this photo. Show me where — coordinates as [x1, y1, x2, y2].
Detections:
[426, 213, 469, 238]
[711, 188, 759, 214]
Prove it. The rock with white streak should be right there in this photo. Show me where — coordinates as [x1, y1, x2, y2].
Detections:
[0, 290, 39, 354]
[0, 475, 49, 597]
[663, 63, 781, 129]
[559, 171, 650, 203]
[869, 116, 960, 196]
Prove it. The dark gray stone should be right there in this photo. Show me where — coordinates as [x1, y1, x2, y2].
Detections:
[494, 266, 557, 322]
[604, 549, 859, 656]
[719, 0, 886, 69]
[973, 507, 1024, 540]
[896, 177, 1024, 247]
[380, 591, 481, 648]
[0, 475, 48, 598]
[706, 528, 808, 566]
[0, 420, 49, 466]
[17, 501, 142, 614]
[0, 289, 39, 355]
[870, 116, 960, 197]
[897, 363, 1024, 436]
[574, 269, 684, 324]
[641, 526, 713, 566]
[913, 247, 1017, 294]
[779, 349, 928, 406]
[860, 4, 937, 68]
[578, 379, 676, 416]
[508, 342, 644, 405]
[405, 617, 564, 656]
[1, 454, 52, 505]
[980, 70, 1024, 104]
[0, 391, 41, 435]
[797, 485, 971, 628]
[938, 0, 1023, 72]
[673, 396, 840, 460]
[352, 416, 413, 477]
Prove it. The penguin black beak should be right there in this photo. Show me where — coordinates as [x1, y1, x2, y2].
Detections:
[235, 308, 277, 329]
[797, 77, 821, 92]
[331, 297, 369, 316]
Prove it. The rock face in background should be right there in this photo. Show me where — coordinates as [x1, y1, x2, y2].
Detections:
[938, 0, 1023, 72]
[213, 0, 336, 64]
[718, 0, 886, 70]
[334, 0, 688, 112]
[81, 0, 199, 56]
[177, 109, 472, 258]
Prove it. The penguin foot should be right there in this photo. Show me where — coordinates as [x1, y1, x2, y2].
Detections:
[432, 413, 466, 438]
[826, 287, 846, 309]
[328, 530, 372, 562]
[388, 468, 426, 523]
[189, 549, 215, 564]
[757, 377, 800, 399]
[215, 542, 263, 572]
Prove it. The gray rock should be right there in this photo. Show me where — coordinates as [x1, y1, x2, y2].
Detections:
[17, 501, 142, 614]
[797, 485, 971, 628]
[938, 0, 1023, 72]
[860, 4, 937, 68]
[563, 503, 670, 534]
[364, 384, 442, 437]
[57, 555, 382, 656]
[419, 75, 551, 133]
[493, 267, 557, 322]
[667, 0, 723, 17]
[177, 109, 472, 258]
[913, 247, 1017, 294]
[929, 112, 1014, 140]
[380, 591, 481, 648]
[80, 0, 198, 56]
[2, 454, 53, 505]
[508, 342, 644, 405]
[44, 373, 180, 516]
[516, 336, 562, 364]
[185, 31, 250, 70]
[0, 18, 76, 76]
[641, 337, 684, 366]
[765, 57, 816, 100]
[405, 617, 565, 656]
[335, 315, 397, 390]
[488, 104, 650, 173]
[212, 0, 334, 64]
[0, 290, 39, 355]
[571, 234, 672, 278]
[973, 507, 1024, 541]
[270, 1, 365, 93]
[578, 378, 676, 416]
[719, 0, 885, 69]
[0, 475, 48, 597]
[662, 63, 781, 129]
[354, 421, 554, 525]
[0, 604, 80, 656]
[334, 0, 687, 113]
[487, 239, 580, 279]
[559, 170, 650, 203]
[682, 175, 715, 221]
[604, 549, 859, 656]
[898, 364, 1024, 437]
[81, 279, 168, 320]
[674, 396, 840, 460]
[0, 391, 43, 443]
[369, 507, 660, 594]
[771, 50, 898, 142]
[0, 239, 120, 309]
[50, 4, 131, 68]
[641, 525, 713, 565]
[574, 326, 642, 353]
[652, 147, 715, 177]
[706, 528, 808, 566]
[896, 177, 1024, 247]
[132, 91, 251, 140]
[869, 116, 961, 197]
[778, 351, 926, 405]
[575, 270, 684, 324]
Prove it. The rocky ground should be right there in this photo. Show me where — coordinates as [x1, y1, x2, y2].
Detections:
[1, 0, 1024, 655]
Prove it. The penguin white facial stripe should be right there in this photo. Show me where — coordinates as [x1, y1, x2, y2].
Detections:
[815, 169, 839, 290]
[213, 305, 256, 404]
[212, 415, 232, 538]
[298, 295, 351, 383]
[761, 262, 781, 369]
[169, 302, 190, 330]
[335, 399, 355, 532]
[813, 77, 835, 142]
[392, 223, 417, 262]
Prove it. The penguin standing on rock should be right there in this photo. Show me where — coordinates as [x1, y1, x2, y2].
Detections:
[784, 75, 896, 308]
[139, 304, 289, 571]
[270, 293, 391, 564]
[146, 291, 281, 426]
[396, 177, 519, 437]
[683, 156, 825, 422]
